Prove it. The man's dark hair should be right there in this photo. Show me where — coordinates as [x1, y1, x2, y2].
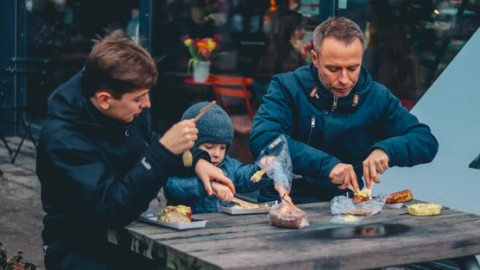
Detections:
[313, 17, 366, 54]
[82, 38, 158, 99]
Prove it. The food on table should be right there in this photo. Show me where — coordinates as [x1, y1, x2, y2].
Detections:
[157, 212, 191, 223]
[339, 215, 358, 222]
[270, 204, 308, 228]
[157, 205, 192, 223]
[250, 169, 266, 183]
[353, 189, 372, 202]
[269, 183, 309, 228]
[386, 190, 413, 204]
[232, 202, 271, 209]
[162, 205, 193, 219]
[347, 207, 377, 216]
[407, 204, 442, 216]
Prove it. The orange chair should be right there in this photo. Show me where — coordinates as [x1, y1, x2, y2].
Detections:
[210, 74, 255, 163]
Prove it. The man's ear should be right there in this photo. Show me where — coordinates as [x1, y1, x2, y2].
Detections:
[311, 50, 319, 68]
[95, 91, 113, 110]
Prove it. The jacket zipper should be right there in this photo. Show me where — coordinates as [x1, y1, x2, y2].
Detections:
[307, 116, 315, 145]
[332, 96, 338, 111]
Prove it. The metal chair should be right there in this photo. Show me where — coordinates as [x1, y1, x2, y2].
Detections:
[0, 61, 49, 163]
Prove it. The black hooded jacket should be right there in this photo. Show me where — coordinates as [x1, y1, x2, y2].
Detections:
[37, 72, 206, 254]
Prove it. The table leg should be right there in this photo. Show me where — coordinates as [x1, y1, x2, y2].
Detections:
[453, 255, 480, 270]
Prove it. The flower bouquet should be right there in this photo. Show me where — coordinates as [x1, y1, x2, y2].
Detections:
[182, 34, 225, 82]
[301, 40, 314, 64]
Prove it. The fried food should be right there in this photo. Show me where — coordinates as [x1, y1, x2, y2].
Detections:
[386, 190, 413, 204]
[162, 205, 192, 219]
[353, 189, 372, 202]
[157, 212, 191, 223]
[250, 169, 265, 183]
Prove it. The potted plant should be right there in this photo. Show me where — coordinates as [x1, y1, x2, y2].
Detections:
[182, 34, 225, 82]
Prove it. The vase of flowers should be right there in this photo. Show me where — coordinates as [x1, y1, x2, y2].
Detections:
[302, 40, 314, 64]
[182, 34, 225, 82]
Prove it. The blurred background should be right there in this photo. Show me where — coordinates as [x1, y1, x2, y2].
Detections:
[0, 0, 479, 164]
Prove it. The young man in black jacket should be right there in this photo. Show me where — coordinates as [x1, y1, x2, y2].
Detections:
[37, 38, 234, 269]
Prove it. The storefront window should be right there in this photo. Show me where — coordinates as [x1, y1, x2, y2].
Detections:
[21, 0, 141, 131]
[360, 0, 480, 105]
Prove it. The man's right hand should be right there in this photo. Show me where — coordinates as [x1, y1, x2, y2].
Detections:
[195, 159, 235, 196]
[329, 163, 360, 193]
[160, 120, 198, 155]
[212, 182, 234, 202]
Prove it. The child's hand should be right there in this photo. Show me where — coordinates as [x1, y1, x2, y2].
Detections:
[212, 182, 234, 202]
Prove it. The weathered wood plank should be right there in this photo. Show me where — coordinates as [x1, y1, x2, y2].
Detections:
[113, 200, 480, 270]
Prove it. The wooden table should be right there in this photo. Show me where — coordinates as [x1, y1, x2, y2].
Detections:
[108, 200, 480, 270]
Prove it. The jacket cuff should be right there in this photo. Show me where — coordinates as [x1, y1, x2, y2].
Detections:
[184, 147, 211, 175]
[320, 157, 342, 180]
[370, 142, 394, 166]
[196, 180, 210, 198]
[149, 139, 182, 170]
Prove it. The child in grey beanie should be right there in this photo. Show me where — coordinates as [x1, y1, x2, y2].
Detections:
[164, 102, 272, 214]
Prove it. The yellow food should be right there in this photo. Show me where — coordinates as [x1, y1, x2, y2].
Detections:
[157, 212, 191, 223]
[353, 189, 372, 202]
[163, 205, 192, 219]
[408, 203, 442, 216]
[339, 215, 358, 222]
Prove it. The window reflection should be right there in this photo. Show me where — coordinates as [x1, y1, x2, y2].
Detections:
[363, 0, 480, 105]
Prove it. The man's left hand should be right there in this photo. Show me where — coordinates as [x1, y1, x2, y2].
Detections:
[363, 149, 389, 189]
[195, 159, 235, 196]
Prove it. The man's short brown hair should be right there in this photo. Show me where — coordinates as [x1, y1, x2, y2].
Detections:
[313, 17, 366, 54]
[82, 38, 158, 99]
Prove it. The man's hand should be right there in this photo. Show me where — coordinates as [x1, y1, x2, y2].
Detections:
[195, 159, 235, 196]
[160, 120, 198, 155]
[259, 156, 276, 173]
[363, 149, 389, 189]
[212, 182, 234, 202]
[329, 163, 360, 192]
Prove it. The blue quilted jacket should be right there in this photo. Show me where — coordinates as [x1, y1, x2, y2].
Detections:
[164, 156, 272, 214]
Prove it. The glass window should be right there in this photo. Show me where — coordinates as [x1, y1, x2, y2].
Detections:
[358, 0, 480, 104]
[150, 0, 311, 162]
[21, 0, 141, 131]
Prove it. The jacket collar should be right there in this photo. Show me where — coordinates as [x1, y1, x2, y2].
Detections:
[300, 63, 374, 112]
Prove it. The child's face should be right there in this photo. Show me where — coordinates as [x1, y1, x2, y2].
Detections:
[198, 143, 227, 166]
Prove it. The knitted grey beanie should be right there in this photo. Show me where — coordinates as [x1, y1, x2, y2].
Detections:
[181, 102, 234, 153]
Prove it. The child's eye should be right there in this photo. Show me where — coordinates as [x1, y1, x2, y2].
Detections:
[220, 146, 226, 149]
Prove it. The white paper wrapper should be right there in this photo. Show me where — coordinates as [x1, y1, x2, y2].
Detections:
[384, 203, 405, 209]
[139, 212, 207, 230]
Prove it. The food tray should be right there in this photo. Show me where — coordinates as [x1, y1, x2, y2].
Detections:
[139, 212, 207, 230]
[219, 201, 278, 215]
[385, 203, 405, 209]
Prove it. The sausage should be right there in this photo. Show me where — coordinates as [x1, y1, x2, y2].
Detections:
[386, 190, 413, 204]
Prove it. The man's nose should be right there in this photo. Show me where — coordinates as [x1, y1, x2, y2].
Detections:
[338, 70, 349, 85]
[141, 95, 151, 109]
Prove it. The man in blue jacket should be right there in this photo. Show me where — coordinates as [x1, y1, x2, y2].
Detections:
[249, 17, 439, 204]
[37, 38, 234, 269]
